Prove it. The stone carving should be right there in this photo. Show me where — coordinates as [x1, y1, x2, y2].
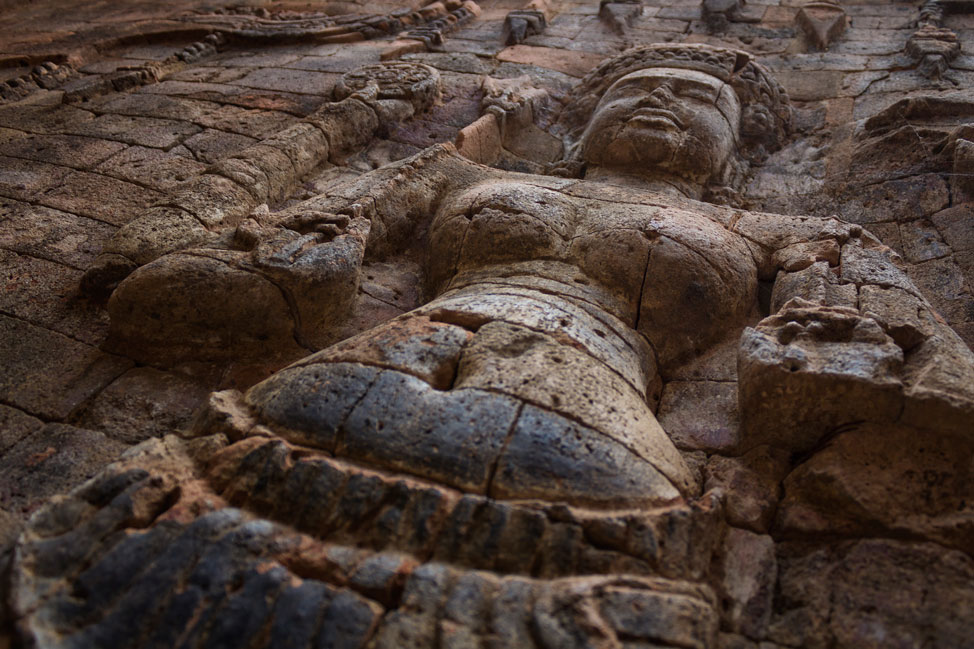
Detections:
[0, 60, 74, 105]
[555, 43, 791, 195]
[402, 0, 482, 49]
[80, 61, 442, 298]
[11, 42, 974, 649]
[63, 33, 226, 105]
[600, 0, 643, 34]
[334, 61, 442, 113]
[701, 0, 744, 31]
[503, 0, 550, 45]
[795, 0, 848, 51]
[909, 1, 962, 78]
[177, 1, 480, 51]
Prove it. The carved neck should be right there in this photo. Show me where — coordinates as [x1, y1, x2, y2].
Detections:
[583, 166, 704, 200]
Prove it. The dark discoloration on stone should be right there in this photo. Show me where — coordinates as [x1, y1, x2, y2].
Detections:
[5, 7, 974, 649]
[492, 404, 682, 507]
[341, 371, 518, 493]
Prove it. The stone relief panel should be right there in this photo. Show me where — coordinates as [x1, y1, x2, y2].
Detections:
[2, 2, 974, 648]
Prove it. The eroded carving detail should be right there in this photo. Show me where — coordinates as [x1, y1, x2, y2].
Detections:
[504, 0, 550, 45]
[796, 0, 848, 51]
[600, 0, 643, 34]
[335, 61, 442, 113]
[909, 0, 962, 78]
[701, 0, 745, 32]
[11, 40, 974, 649]
[0, 60, 75, 104]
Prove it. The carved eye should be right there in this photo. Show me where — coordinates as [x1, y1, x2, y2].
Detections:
[675, 87, 714, 102]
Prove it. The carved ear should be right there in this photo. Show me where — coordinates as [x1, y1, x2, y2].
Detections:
[704, 154, 746, 206]
[739, 104, 775, 154]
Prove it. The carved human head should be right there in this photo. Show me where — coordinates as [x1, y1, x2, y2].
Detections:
[556, 44, 791, 192]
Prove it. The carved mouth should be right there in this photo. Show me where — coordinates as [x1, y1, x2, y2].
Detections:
[628, 108, 683, 129]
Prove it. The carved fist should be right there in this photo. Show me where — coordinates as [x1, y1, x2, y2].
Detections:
[738, 298, 904, 454]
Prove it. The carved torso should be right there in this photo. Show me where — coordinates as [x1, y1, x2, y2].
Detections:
[428, 177, 758, 375]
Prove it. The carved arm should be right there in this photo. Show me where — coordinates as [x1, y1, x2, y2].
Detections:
[734, 213, 974, 454]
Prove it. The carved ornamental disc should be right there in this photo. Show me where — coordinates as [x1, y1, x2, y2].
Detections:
[334, 61, 441, 112]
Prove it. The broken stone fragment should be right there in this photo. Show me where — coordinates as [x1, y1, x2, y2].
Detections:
[796, 0, 848, 51]
[908, 25, 960, 79]
[770, 239, 840, 272]
[712, 527, 776, 638]
[106, 250, 303, 364]
[702, 0, 744, 31]
[503, 9, 546, 45]
[739, 300, 905, 453]
[704, 446, 790, 533]
[776, 422, 974, 552]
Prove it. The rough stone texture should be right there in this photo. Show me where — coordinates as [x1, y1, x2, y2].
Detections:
[4, 1, 974, 647]
[72, 367, 211, 444]
[712, 528, 777, 639]
[0, 314, 132, 420]
[0, 423, 127, 528]
[704, 447, 791, 534]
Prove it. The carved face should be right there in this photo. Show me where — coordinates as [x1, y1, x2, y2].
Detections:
[579, 67, 741, 183]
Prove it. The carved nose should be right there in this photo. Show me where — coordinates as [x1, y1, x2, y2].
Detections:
[644, 85, 674, 106]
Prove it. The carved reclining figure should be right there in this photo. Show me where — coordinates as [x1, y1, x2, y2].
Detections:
[11, 45, 974, 649]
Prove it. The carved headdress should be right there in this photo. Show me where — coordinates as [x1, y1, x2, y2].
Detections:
[557, 43, 792, 159]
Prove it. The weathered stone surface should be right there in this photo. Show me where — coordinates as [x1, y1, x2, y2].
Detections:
[73, 367, 211, 444]
[906, 256, 974, 325]
[307, 97, 379, 162]
[0, 198, 115, 270]
[658, 380, 740, 452]
[931, 203, 974, 254]
[94, 145, 208, 192]
[713, 528, 776, 639]
[457, 321, 692, 494]
[0, 155, 69, 201]
[770, 540, 974, 649]
[165, 173, 256, 229]
[859, 283, 939, 349]
[771, 239, 840, 272]
[341, 373, 517, 494]
[245, 362, 378, 451]
[423, 286, 654, 397]
[6, 8, 974, 649]
[770, 261, 858, 313]
[107, 251, 303, 364]
[777, 422, 974, 552]
[492, 403, 684, 507]
[739, 302, 906, 453]
[181, 128, 257, 164]
[0, 314, 132, 420]
[85, 204, 212, 287]
[69, 113, 201, 149]
[304, 315, 471, 389]
[35, 168, 164, 225]
[0, 405, 43, 456]
[0, 423, 126, 523]
[704, 446, 791, 533]
[0, 132, 125, 169]
[0, 248, 109, 344]
[497, 44, 603, 77]
[197, 104, 295, 139]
